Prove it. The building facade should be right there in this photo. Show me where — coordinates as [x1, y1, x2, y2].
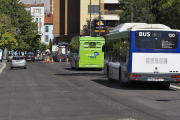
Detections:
[25, 3, 45, 43]
[44, 13, 53, 44]
[53, 0, 120, 42]
[80, 0, 120, 33]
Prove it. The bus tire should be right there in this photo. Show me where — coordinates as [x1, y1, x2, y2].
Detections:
[119, 68, 122, 86]
[107, 67, 113, 83]
[71, 62, 74, 69]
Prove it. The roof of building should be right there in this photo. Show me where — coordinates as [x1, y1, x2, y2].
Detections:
[24, 3, 44, 8]
[44, 14, 53, 24]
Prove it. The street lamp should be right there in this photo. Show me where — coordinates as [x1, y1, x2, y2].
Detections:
[90, 0, 92, 36]
[99, 0, 101, 36]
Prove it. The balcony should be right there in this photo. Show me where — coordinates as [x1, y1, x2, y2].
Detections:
[107, 26, 116, 32]
[104, 0, 119, 3]
[37, 31, 43, 35]
[39, 22, 42, 27]
[103, 10, 122, 15]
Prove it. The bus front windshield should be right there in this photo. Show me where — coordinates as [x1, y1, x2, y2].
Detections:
[135, 31, 179, 49]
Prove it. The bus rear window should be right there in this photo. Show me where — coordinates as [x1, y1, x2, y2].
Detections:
[84, 42, 102, 48]
[135, 31, 178, 49]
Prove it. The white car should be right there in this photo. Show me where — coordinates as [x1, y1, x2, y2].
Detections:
[0, 49, 2, 63]
[11, 56, 27, 69]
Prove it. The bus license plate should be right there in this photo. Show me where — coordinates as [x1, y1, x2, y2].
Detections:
[90, 65, 95, 67]
[147, 78, 164, 81]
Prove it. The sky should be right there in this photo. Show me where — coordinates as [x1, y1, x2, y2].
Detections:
[20, 0, 50, 12]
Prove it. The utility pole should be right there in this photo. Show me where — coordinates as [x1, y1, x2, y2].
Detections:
[99, 0, 101, 36]
[131, 3, 133, 23]
[90, 0, 91, 36]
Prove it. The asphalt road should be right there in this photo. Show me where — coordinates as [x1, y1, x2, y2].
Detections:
[0, 60, 180, 120]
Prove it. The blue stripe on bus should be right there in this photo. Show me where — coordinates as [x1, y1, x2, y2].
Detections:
[129, 31, 135, 72]
[129, 31, 180, 73]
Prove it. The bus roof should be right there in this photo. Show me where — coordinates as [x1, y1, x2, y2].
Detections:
[71, 36, 105, 42]
[80, 36, 105, 41]
[111, 23, 171, 34]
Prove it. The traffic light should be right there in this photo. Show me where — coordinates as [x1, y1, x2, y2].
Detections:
[16, 28, 19, 33]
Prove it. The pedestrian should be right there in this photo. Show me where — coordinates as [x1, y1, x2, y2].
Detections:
[37, 53, 39, 59]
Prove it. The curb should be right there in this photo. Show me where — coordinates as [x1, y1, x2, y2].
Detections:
[0, 62, 6, 74]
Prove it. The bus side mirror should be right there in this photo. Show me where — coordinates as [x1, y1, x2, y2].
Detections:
[102, 45, 105, 52]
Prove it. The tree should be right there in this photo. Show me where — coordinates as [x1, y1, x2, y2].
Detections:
[118, 0, 180, 29]
[117, 0, 155, 24]
[0, 32, 18, 50]
[82, 16, 109, 37]
[45, 44, 49, 50]
[157, 0, 180, 29]
[49, 39, 52, 52]
[0, 0, 39, 52]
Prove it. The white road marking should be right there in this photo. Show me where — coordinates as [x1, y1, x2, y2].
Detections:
[170, 85, 180, 90]
[0, 62, 6, 74]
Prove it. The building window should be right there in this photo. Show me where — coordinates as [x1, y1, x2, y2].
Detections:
[32, 18, 34, 22]
[108, 6, 115, 11]
[45, 35, 49, 42]
[36, 18, 38, 23]
[45, 26, 49, 32]
[39, 8, 41, 14]
[39, 27, 41, 33]
[36, 9, 39, 13]
[88, 5, 99, 14]
[39, 18, 41, 23]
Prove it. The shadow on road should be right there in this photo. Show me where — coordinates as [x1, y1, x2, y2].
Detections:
[91, 79, 174, 91]
[63, 68, 102, 71]
[55, 72, 104, 77]
[35, 59, 44, 61]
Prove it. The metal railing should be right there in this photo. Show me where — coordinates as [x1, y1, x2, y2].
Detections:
[104, 10, 122, 15]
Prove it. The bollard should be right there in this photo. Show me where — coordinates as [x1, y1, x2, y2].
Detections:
[60, 58, 61, 62]
[45, 58, 47, 62]
[66, 58, 68, 62]
[52, 58, 54, 63]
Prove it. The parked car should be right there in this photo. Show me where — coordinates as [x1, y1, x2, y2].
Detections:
[25, 53, 35, 62]
[0, 49, 2, 63]
[7, 53, 14, 62]
[11, 56, 27, 69]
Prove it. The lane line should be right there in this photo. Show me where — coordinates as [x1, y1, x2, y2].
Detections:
[0, 62, 6, 74]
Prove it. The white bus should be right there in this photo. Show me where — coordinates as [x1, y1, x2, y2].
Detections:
[102, 23, 180, 89]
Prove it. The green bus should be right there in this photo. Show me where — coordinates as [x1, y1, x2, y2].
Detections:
[69, 36, 105, 70]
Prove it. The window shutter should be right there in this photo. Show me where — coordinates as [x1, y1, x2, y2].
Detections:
[39, 8, 41, 14]
[33, 8, 35, 14]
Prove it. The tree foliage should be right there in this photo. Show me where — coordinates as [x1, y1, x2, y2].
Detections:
[118, 0, 180, 29]
[49, 39, 52, 52]
[0, 32, 18, 50]
[0, 0, 40, 52]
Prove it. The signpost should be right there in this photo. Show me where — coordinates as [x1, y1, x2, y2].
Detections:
[93, 20, 106, 36]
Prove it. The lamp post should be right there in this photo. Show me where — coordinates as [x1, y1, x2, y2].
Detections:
[131, 3, 133, 22]
[90, 0, 92, 36]
[99, 0, 101, 36]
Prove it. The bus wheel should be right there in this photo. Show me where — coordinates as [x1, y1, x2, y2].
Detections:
[71, 64, 74, 69]
[107, 69, 113, 83]
[119, 70, 122, 86]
